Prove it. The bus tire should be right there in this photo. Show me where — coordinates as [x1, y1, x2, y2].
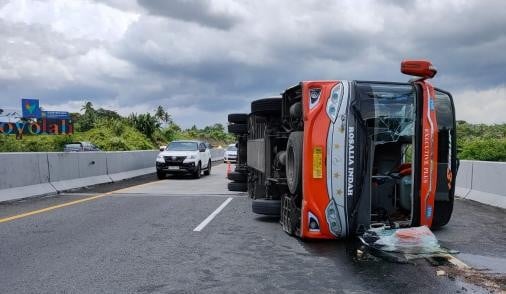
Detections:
[252, 199, 281, 216]
[431, 199, 454, 228]
[228, 113, 248, 124]
[251, 98, 282, 116]
[286, 131, 303, 195]
[228, 123, 248, 134]
[228, 171, 247, 182]
[228, 181, 247, 192]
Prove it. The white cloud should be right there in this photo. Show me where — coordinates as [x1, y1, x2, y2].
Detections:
[454, 85, 506, 124]
[0, 0, 139, 41]
[0, 0, 505, 127]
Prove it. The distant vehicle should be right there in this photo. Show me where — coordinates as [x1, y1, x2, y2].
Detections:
[64, 142, 101, 152]
[224, 144, 238, 163]
[156, 140, 212, 179]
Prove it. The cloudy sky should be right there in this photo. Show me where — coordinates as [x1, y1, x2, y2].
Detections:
[0, 0, 504, 127]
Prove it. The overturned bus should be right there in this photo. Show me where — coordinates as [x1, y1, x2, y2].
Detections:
[227, 60, 458, 239]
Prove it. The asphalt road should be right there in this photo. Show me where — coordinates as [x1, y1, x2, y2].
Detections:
[0, 164, 504, 293]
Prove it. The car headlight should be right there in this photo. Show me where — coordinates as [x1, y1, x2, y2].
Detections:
[188, 154, 196, 159]
[326, 83, 343, 122]
[156, 155, 165, 163]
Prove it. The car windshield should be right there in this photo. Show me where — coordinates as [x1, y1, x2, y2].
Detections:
[65, 144, 81, 149]
[355, 83, 415, 143]
[166, 142, 198, 151]
[227, 146, 237, 151]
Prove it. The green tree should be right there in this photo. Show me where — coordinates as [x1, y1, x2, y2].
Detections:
[155, 105, 173, 126]
[128, 113, 160, 140]
[79, 101, 97, 131]
[96, 108, 121, 120]
[460, 139, 506, 161]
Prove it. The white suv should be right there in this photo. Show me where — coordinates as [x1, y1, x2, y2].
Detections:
[156, 140, 212, 179]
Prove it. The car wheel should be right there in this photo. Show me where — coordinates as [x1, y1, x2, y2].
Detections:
[228, 123, 248, 135]
[286, 131, 303, 195]
[252, 199, 281, 216]
[204, 160, 211, 176]
[193, 162, 201, 179]
[227, 171, 247, 182]
[156, 171, 166, 180]
[228, 113, 248, 124]
[228, 182, 247, 192]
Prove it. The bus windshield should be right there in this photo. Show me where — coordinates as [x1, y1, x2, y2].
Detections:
[355, 83, 416, 144]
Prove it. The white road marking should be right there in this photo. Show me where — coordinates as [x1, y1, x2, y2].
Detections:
[193, 197, 233, 232]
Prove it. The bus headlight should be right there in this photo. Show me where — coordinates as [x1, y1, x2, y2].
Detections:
[326, 83, 343, 123]
[326, 200, 342, 237]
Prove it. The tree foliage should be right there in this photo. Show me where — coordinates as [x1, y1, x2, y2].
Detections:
[78, 101, 97, 132]
[128, 113, 160, 140]
[457, 121, 506, 161]
[1, 101, 235, 152]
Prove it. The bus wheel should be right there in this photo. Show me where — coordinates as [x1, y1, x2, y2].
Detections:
[228, 113, 248, 124]
[251, 98, 282, 116]
[228, 182, 247, 192]
[228, 123, 248, 135]
[431, 199, 454, 228]
[252, 199, 281, 216]
[227, 171, 247, 182]
[286, 131, 303, 195]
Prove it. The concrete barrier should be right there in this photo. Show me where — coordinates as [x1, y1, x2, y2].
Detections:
[455, 160, 506, 209]
[107, 151, 157, 182]
[210, 148, 225, 161]
[0, 148, 226, 202]
[454, 160, 473, 198]
[0, 150, 158, 202]
[48, 152, 111, 191]
[466, 161, 506, 208]
[0, 152, 56, 201]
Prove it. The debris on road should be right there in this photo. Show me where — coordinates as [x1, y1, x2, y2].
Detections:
[436, 270, 446, 276]
[440, 266, 506, 293]
[359, 226, 450, 262]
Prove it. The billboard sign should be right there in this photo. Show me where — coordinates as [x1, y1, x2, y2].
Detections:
[21, 99, 41, 118]
[42, 111, 70, 119]
[0, 119, 73, 135]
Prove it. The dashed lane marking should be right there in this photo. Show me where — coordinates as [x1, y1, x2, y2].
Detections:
[193, 197, 233, 232]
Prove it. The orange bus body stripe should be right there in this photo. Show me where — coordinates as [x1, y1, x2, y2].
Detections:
[300, 81, 338, 239]
[418, 81, 438, 227]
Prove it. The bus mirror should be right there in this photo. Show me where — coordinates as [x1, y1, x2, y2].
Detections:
[401, 60, 437, 79]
